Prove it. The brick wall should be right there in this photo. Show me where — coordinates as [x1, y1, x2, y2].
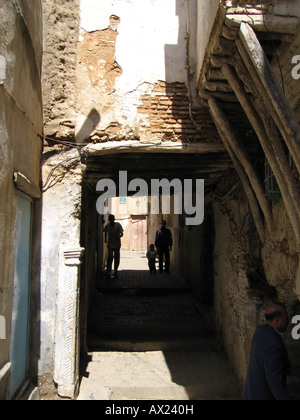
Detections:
[138, 81, 220, 143]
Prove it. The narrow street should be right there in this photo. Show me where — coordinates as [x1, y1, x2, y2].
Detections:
[77, 252, 241, 400]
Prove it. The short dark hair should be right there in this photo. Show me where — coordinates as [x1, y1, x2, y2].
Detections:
[265, 310, 283, 322]
[265, 303, 286, 322]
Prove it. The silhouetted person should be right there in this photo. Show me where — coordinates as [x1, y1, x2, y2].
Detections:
[146, 244, 158, 275]
[155, 220, 173, 274]
[104, 215, 124, 278]
[243, 304, 292, 400]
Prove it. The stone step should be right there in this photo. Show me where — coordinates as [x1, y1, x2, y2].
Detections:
[78, 350, 241, 401]
[78, 380, 240, 401]
[110, 384, 240, 401]
[88, 321, 211, 337]
[88, 334, 214, 352]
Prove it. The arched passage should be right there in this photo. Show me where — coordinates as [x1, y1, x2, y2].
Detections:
[79, 149, 230, 353]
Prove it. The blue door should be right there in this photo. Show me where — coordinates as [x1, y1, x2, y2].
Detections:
[10, 192, 32, 398]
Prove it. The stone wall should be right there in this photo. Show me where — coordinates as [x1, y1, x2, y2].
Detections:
[42, 0, 81, 138]
[211, 172, 300, 395]
[194, 0, 300, 394]
[39, 150, 84, 378]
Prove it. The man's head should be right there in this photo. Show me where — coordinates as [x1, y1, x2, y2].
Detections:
[109, 215, 115, 225]
[150, 244, 155, 251]
[265, 304, 289, 333]
[161, 220, 167, 228]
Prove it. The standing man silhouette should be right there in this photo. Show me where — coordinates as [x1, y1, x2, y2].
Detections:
[104, 215, 124, 278]
[155, 220, 173, 274]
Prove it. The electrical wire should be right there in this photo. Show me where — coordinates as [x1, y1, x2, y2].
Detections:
[41, 156, 81, 192]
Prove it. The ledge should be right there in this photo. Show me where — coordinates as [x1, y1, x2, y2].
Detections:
[13, 171, 41, 199]
[82, 140, 226, 157]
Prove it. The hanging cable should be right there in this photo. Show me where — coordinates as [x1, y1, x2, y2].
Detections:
[41, 155, 82, 192]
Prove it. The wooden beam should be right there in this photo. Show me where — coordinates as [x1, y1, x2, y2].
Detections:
[210, 55, 233, 68]
[237, 22, 300, 175]
[198, 89, 238, 103]
[226, 14, 299, 34]
[82, 141, 226, 157]
[197, 5, 226, 90]
[223, 62, 300, 216]
[204, 80, 232, 93]
[224, 59, 300, 244]
[208, 96, 265, 243]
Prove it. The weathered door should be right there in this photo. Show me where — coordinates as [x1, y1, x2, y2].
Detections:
[10, 192, 32, 398]
[130, 216, 147, 251]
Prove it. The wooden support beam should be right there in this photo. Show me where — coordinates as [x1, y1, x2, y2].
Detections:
[208, 96, 265, 243]
[210, 55, 233, 68]
[227, 57, 300, 245]
[213, 65, 274, 234]
[226, 14, 299, 34]
[222, 62, 300, 215]
[204, 80, 233, 93]
[82, 140, 226, 157]
[237, 23, 300, 175]
[198, 89, 238, 103]
[197, 5, 226, 90]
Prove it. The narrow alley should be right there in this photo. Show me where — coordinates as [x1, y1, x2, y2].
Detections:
[77, 252, 241, 400]
[2, 0, 300, 401]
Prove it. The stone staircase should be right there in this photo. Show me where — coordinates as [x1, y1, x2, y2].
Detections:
[78, 278, 241, 400]
[87, 287, 214, 352]
[78, 252, 241, 400]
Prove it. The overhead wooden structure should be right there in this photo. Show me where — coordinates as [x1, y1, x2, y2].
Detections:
[197, 4, 300, 295]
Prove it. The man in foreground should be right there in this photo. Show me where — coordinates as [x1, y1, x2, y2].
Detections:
[243, 303, 292, 400]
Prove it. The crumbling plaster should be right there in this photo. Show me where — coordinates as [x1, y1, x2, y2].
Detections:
[76, 0, 198, 143]
[39, 150, 84, 376]
[43, 0, 201, 144]
[213, 175, 300, 389]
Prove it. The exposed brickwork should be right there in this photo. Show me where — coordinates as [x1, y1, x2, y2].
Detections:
[138, 81, 220, 143]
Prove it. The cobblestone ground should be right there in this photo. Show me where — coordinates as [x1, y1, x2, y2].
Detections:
[78, 251, 242, 401]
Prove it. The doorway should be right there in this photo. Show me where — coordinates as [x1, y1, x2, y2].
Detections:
[130, 215, 147, 251]
[10, 192, 32, 398]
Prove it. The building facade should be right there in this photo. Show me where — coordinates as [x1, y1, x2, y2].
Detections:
[0, 0, 299, 400]
[39, 0, 300, 398]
